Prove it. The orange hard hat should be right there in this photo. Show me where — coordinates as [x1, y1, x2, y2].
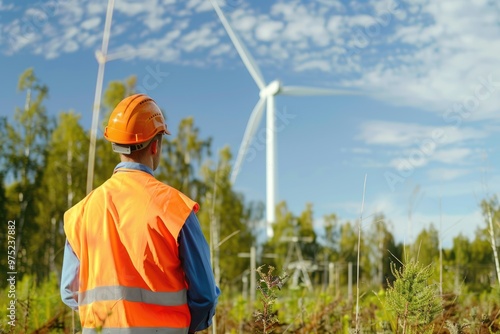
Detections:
[104, 94, 170, 153]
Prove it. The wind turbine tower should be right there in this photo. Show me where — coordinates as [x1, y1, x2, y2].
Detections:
[209, 0, 360, 238]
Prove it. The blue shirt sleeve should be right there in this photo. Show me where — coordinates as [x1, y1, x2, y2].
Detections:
[60, 240, 80, 310]
[178, 211, 221, 332]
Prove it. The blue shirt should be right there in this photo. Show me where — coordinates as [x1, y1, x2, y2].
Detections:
[60, 162, 220, 332]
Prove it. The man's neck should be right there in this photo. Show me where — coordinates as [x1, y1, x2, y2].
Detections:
[120, 154, 154, 170]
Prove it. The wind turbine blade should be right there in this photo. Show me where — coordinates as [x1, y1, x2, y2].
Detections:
[209, 0, 266, 90]
[231, 97, 267, 184]
[280, 86, 361, 96]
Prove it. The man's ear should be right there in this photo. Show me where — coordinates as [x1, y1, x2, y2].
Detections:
[151, 139, 158, 155]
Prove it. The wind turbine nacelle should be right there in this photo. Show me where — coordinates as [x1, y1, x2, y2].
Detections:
[259, 80, 281, 98]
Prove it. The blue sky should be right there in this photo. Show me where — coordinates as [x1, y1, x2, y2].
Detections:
[1, 0, 500, 248]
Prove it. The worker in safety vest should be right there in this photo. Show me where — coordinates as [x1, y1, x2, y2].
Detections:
[60, 93, 220, 334]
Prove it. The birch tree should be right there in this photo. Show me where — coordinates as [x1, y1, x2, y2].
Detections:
[199, 146, 256, 284]
[35, 111, 88, 281]
[480, 196, 500, 285]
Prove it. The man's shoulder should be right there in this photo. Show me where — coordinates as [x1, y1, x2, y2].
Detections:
[154, 182, 189, 199]
[65, 180, 110, 215]
[153, 183, 199, 213]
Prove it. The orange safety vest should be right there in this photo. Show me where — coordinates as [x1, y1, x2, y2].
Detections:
[64, 168, 199, 334]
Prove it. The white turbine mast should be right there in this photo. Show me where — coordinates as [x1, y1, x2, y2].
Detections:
[209, 0, 360, 238]
[86, 0, 155, 194]
[86, 0, 116, 195]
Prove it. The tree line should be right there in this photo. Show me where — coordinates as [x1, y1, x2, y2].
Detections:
[1, 68, 499, 295]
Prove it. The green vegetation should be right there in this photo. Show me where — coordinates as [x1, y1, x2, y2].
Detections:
[2, 69, 500, 333]
[385, 261, 442, 334]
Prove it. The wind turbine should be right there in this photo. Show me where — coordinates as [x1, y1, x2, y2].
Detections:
[209, 0, 360, 238]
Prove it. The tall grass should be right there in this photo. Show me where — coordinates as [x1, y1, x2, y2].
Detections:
[0, 273, 74, 333]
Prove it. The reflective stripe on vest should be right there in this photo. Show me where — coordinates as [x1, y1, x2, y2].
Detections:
[82, 327, 188, 334]
[79, 286, 187, 306]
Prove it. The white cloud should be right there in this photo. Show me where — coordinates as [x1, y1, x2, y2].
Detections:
[86, 1, 106, 16]
[209, 43, 232, 56]
[186, 0, 213, 13]
[232, 15, 257, 32]
[389, 155, 428, 171]
[144, 13, 170, 32]
[0, 1, 14, 11]
[388, 145, 477, 173]
[357, 121, 489, 147]
[326, 16, 343, 34]
[269, 42, 288, 60]
[180, 25, 219, 52]
[346, 15, 377, 27]
[81, 17, 101, 30]
[63, 40, 79, 53]
[255, 20, 284, 42]
[344, 0, 500, 120]
[114, 1, 149, 16]
[3, 19, 39, 54]
[432, 148, 472, 165]
[357, 121, 430, 147]
[427, 168, 470, 181]
[1, 0, 500, 122]
[294, 60, 331, 72]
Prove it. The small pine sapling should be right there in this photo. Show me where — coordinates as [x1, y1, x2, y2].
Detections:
[254, 264, 288, 334]
[384, 260, 443, 334]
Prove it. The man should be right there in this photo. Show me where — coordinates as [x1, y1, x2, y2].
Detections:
[61, 93, 220, 333]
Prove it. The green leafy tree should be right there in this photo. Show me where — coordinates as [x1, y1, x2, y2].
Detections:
[369, 213, 401, 286]
[158, 117, 211, 202]
[3, 68, 51, 278]
[451, 234, 471, 267]
[338, 221, 359, 286]
[413, 224, 439, 267]
[322, 213, 340, 262]
[198, 146, 256, 286]
[262, 201, 296, 271]
[34, 111, 88, 282]
[339, 221, 358, 264]
[102, 76, 136, 112]
[450, 234, 471, 287]
[296, 203, 320, 261]
[469, 227, 495, 289]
